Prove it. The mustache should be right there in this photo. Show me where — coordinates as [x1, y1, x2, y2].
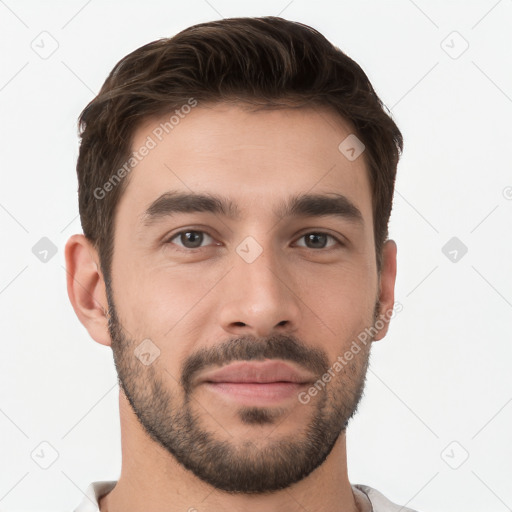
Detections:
[180, 334, 329, 394]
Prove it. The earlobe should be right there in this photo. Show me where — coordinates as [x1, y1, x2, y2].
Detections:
[64, 234, 112, 347]
[373, 239, 398, 342]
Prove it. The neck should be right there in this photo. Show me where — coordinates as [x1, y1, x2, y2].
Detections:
[99, 391, 358, 512]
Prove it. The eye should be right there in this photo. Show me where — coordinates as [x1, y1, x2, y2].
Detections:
[295, 232, 341, 250]
[166, 230, 216, 250]
[165, 229, 343, 252]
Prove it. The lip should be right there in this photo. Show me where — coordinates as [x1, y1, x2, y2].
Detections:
[204, 382, 307, 403]
[199, 360, 316, 385]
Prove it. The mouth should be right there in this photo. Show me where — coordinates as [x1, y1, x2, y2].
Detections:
[204, 381, 308, 402]
[198, 360, 315, 405]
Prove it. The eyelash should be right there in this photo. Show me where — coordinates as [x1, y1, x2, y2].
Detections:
[164, 229, 344, 252]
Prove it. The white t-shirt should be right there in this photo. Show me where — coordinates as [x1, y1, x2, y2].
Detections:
[73, 480, 420, 512]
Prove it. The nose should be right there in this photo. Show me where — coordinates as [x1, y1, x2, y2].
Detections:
[218, 243, 302, 338]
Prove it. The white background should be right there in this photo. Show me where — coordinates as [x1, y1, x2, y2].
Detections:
[0, 1, 511, 511]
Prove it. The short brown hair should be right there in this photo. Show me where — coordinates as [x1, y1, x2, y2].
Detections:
[76, 16, 403, 283]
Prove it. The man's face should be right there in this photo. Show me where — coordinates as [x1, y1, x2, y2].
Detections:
[106, 103, 383, 493]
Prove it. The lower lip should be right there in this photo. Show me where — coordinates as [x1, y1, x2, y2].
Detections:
[204, 382, 306, 404]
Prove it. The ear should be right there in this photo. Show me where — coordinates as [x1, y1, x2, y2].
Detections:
[64, 234, 111, 347]
[373, 239, 397, 342]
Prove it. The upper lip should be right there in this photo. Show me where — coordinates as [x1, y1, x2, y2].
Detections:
[199, 360, 316, 384]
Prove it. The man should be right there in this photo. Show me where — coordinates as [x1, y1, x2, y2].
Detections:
[66, 15, 416, 512]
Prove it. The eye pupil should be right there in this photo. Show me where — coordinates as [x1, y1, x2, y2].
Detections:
[181, 231, 203, 248]
[305, 233, 327, 249]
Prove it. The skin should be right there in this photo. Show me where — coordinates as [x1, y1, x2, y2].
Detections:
[65, 102, 397, 512]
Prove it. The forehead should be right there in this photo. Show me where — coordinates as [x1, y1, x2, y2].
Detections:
[117, 102, 373, 226]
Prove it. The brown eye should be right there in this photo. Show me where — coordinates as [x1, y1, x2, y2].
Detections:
[167, 230, 214, 249]
[296, 232, 340, 249]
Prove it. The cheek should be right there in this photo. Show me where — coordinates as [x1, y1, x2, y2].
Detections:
[117, 264, 218, 349]
[113, 270, 195, 381]
[301, 263, 377, 340]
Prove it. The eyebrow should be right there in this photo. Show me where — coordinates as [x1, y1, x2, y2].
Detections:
[139, 191, 364, 227]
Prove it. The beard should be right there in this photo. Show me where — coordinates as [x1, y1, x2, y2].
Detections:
[106, 283, 376, 494]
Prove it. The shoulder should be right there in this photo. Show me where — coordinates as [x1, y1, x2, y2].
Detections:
[74, 480, 117, 512]
[352, 483, 421, 512]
